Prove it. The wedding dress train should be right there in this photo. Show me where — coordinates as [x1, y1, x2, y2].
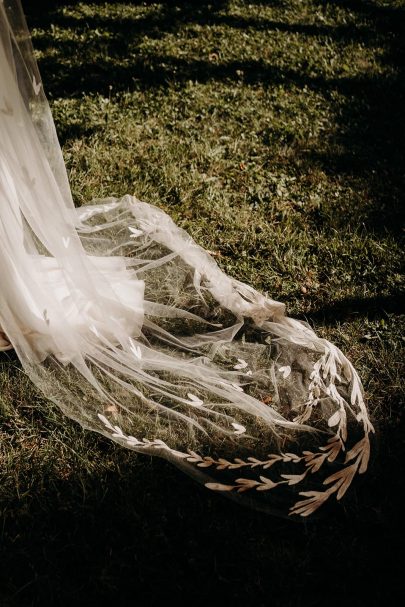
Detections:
[0, 0, 373, 516]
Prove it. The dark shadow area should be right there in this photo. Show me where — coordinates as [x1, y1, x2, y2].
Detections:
[307, 291, 405, 324]
[0, 347, 401, 606]
[0, 421, 400, 606]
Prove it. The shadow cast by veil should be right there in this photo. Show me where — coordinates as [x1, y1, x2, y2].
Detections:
[0, 389, 384, 606]
[306, 292, 405, 325]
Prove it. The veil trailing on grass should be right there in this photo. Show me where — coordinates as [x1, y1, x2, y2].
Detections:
[0, 0, 373, 517]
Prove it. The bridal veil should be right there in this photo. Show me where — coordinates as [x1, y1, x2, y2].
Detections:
[0, 0, 373, 516]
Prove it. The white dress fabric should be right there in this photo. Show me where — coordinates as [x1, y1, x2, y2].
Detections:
[0, 0, 373, 517]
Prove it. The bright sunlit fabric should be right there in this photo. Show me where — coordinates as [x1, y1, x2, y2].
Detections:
[0, 0, 373, 516]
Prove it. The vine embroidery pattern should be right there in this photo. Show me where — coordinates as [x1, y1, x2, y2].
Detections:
[98, 342, 373, 517]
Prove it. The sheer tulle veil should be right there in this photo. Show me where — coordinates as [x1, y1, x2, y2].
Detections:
[0, 0, 373, 517]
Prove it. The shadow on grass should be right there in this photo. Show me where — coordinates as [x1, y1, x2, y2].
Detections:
[308, 291, 405, 323]
[0, 418, 397, 606]
[0, 344, 398, 605]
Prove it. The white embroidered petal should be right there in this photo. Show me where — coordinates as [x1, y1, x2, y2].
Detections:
[128, 226, 143, 238]
[97, 413, 115, 431]
[327, 410, 341, 427]
[205, 482, 235, 492]
[257, 476, 279, 490]
[279, 365, 291, 379]
[128, 338, 142, 359]
[187, 393, 204, 406]
[232, 422, 246, 435]
[126, 436, 141, 446]
[233, 358, 248, 370]
[32, 74, 41, 95]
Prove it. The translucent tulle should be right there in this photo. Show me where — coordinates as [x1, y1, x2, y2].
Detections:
[0, 0, 373, 516]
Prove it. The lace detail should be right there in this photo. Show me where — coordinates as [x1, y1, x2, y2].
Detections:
[97, 342, 373, 516]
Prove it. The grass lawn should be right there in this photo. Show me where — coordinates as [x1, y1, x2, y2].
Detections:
[1, 0, 404, 604]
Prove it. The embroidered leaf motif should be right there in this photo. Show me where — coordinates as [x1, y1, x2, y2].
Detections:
[128, 338, 142, 359]
[32, 74, 42, 95]
[96, 339, 373, 518]
[232, 422, 246, 435]
[233, 358, 248, 370]
[281, 472, 307, 485]
[279, 365, 291, 379]
[126, 436, 141, 446]
[186, 450, 204, 464]
[187, 393, 204, 407]
[197, 460, 215, 468]
[205, 483, 235, 492]
[97, 413, 115, 431]
[344, 436, 370, 474]
[129, 226, 143, 238]
[289, 491, 331, 517]
[235, 478, 261, 492]
[257, 476, 279, 491]
[327, 410, 341, 427]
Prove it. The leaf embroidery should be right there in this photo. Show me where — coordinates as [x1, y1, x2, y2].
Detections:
[233, 358, 248, 370]
[128, 338, 142, 359]
[187, 393, 204, 407]
[205, 483, 235, 492]
[327, 410, 341, 427]
[128, 226, 143, 238]
[231, 422, 246, 435]
[32, 74, 42, 95]
[96, 341, 373, 518]
[279, 365, 291, 379]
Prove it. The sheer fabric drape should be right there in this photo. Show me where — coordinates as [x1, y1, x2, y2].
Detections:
[0, 0, 373, 516]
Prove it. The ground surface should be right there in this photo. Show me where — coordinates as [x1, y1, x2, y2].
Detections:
[1, 1, 404, 605]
